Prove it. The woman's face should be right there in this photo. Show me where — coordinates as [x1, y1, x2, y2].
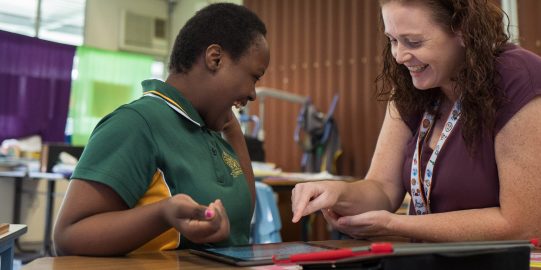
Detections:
[382, 2, 465, 94]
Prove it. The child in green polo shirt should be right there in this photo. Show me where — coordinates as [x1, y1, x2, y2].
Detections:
[53, 3, 270, 256]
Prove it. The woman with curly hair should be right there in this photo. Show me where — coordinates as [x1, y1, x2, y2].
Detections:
[291, 0, 541, 241]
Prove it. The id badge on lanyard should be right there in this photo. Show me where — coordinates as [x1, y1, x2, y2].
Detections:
[410, 100, 461, 215]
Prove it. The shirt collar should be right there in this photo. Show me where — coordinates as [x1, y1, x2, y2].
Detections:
[141, 79, 205, 127]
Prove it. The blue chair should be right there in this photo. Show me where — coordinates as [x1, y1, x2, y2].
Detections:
[251, 182, 282, 243]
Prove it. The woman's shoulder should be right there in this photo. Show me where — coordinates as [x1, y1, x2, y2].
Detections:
[494, 44, 541, 132]
[496, 44, 541, 78]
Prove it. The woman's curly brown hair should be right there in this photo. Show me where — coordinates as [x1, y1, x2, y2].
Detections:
[376, 0, 509, 151]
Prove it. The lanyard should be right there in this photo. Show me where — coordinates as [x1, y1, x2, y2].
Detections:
[410, 100, 461, 215]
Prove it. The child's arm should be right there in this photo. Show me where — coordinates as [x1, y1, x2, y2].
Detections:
[53, 179, 229, 256]
[222, 110, 256, 212]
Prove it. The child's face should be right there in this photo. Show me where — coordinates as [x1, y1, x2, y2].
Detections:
[206, 35, 270, 131]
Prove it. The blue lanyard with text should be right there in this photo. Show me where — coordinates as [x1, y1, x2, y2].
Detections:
[410, 100, 461, 215]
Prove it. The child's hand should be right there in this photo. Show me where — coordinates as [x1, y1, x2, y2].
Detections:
[221, 109, 238, 134]
[164, 195, 230, 244]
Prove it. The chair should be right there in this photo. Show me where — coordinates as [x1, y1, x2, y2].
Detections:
[251, 181, 282, 244]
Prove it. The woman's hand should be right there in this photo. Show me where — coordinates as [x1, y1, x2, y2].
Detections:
[322, 209, 395, 239]
[291, 181, 347, 223]
[164, 194, 230, 244]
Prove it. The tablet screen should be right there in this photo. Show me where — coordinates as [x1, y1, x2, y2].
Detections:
[190, 242, 335, 266]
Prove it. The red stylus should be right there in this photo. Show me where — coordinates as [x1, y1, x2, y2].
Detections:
[272, 242, 394, 264]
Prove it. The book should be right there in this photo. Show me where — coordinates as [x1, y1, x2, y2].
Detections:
[0, 223, 9, 235]
[531, 251, 541, 268]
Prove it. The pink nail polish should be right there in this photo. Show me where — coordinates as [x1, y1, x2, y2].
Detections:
[205, 209, 214, 218]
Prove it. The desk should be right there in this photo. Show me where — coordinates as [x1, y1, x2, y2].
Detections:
[1, 145, 81, 256]
[0, 224, 27, 270]
[22, 238, 541, 270]
[21, 239, 386, 270]
[0, 170, 67, 256]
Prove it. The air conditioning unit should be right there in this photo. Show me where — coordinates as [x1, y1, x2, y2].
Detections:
[119, 10, 168, 56]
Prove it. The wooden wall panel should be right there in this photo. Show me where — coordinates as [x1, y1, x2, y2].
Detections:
[245, 0, 385, 177]
[517, 0, 541, 56]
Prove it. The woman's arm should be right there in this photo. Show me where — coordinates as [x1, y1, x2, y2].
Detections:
[54, 180, 229, 256]
[292, 103, 411, 221]
[330, 97, 541, 241]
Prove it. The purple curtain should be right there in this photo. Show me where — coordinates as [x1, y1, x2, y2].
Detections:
[0, 30, 75, 143]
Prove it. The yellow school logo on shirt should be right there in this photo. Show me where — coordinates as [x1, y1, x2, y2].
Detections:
[222, 151, 243, 177]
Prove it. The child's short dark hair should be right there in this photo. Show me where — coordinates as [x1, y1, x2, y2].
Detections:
[169, 3, 267, 73]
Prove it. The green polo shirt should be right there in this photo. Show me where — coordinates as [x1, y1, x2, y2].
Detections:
[72, 79, 253, 251]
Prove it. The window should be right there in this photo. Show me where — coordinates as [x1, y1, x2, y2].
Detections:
[0, 1, 38, 37]
[0, 0, 86, 46]
[39, 0, 86, 45]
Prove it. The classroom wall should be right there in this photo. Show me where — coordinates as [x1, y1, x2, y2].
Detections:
[170, 0, 243, 50]
[245, 0, 387, 177]
[85, 0, 242, 63]
[84, 0, 167, 52]
[517, 0, 541, 55]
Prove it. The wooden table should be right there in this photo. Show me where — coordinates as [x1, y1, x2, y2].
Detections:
[1, 224, 28, 269]
[22, 238, 541, 270]
[21, 239, 378, 270]
[24, 239, 541, 270]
